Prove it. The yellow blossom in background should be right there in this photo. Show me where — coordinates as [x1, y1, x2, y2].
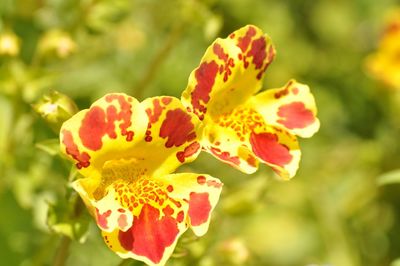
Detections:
[365, 8, 400, 89]
[0, 31, 20, 56]
[38, 29, 77, 59]
[59, 93, 222, 266]
[181, 25, 320, 180]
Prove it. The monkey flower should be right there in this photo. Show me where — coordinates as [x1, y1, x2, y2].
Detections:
[365, 9, 400, 89]
[60, 94, 222, 266]
[181, 25, 320, 179]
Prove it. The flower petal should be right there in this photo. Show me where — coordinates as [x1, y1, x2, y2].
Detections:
[181, 25, 275, 120]
[200, 105, 301, 179]
[202, 117, 260, 174]
[139, 96, 203, 176]
[61, 95, 202, 186]
[248, 126, 301, 180]
[74, 176, 189, 266]
[155, 173, 223, 237]
[249, 80, 320, 138]
[60, 93, 148, 181]
[75, 172, 221, 266]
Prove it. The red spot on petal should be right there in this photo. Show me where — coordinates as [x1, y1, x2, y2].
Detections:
[292, 87, 299, 95]
[206, 180, 223, 188]
[79, 107, 107, 150]
[161, 97, 173, 105]
[176, 142, 201, 163]
[250, 132, 292, 167]
[118, 204, 179, 264]
[213, 43, 228, 61]
[146, 98, 163, 124]
[247, 37, 266, 69]
[162, 205, 174, 216]
[176, 211, 184, 223]
[62, 130, 91, 169]
[167, 185, 174, 192]
[188, 192, 211, 226]
[96, 209, 112, 230]
[210, 147, 240, 165]
[159, 109, 196, 148]
[274, 81, 293, 99]
[237, 26, 257, 52]
[197, 176, 206, 185]
[118, 214, 128, 229]
[79, 95, 134, 150]
[191, 61, 219, 117]
[277, 102, 315, 129]
[246, 155, 257, 167]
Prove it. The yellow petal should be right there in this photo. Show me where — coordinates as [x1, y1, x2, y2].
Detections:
[60, 93, 148, 183]
[248, 126, 301, 180]
[181, 25, 275, 120]
[201, 105, 301, 179]
[60, 95, 203, 187]
[74, 175, 189, 266]
[155, 173, 223, 236]
[75, 172, 221, 266]
[249, 80, 320, 138]
[139, 96, 203, 177]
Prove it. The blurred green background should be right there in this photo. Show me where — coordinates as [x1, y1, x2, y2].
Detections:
[1, 0, 400, 265]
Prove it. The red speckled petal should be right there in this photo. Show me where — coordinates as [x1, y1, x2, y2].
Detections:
[249, 80, 320, 138]
[73, 174, 190, 266]
[181, 25, 275, 120]
[248, 126, 301, 180]
[60, 93, 148, 181]
[200, 105, 301, 179]
[81, 172, 221, 266]
[155, 173, 223, 237]
[139, 96, 203, 177]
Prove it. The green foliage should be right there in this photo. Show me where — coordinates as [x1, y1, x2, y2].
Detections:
[2, 0, 400, 266]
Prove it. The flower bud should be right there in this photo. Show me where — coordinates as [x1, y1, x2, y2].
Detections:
[32, 91, 78, 132]
[38, 29, 76, 59]
[0, 31, 20, 56]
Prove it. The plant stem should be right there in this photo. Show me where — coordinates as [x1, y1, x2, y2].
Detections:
[53, 236, 71, 266]
[132, 22, 185, 99]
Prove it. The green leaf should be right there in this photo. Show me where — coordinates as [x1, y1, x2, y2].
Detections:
[47, 193, 90, 243]
[377, 169, 400, 186]
[35, 138, 60, 156]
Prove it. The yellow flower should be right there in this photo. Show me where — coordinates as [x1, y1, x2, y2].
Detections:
[60, 94, 222, 266]
[0, 31, 20, 56]
[181, 25, 320, 179]
[366, 9, 400, 89]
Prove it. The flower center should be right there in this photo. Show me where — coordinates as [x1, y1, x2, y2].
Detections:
[93, 158, 181, 214]
[215, 107, 264, 141]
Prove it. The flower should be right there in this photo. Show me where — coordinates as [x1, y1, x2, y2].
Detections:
[365, 8, 400, 89]
[59, 93, 223, 266]
[33, 90, 78, 132]
[0, 31, 20, 56]
[181, 25, 319, 179]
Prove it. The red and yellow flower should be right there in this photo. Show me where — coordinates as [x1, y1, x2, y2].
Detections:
[181, 25, 320, 179]
[365, 8, 400, 89]
[60, 94, 222, 266]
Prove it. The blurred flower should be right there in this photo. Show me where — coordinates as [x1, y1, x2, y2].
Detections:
[181, 25, 320, 179]
[38, 29, 76, 59]
[218, 238, 250, 265]
[365, 8, 400, 89]
[59, 93, 223, 266]
[114, 22, 146, 52]
[32, 90, 78, 132]
[0, 31, 20, 56]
